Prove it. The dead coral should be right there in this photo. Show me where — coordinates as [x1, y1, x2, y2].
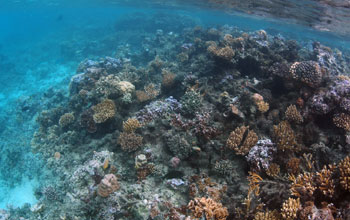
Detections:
[97, 174, 120, 197]
[333, 113, 350, 131]
[226, 125, 258, 155]
[285, 105, 303, 124]
[273, 121, 300, 152]
[123, 118, 142, 133]
[187, 197, 229, 220]
[338, 156, 350, 191]
[281, 198, 300, 220]
[92, 99, 116, 123]
[118, 131, 143, 152]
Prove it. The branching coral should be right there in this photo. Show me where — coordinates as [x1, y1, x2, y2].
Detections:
[286, 158, 300, 175]
[338, 156, 350, 191]
[289, 172, 316, 199]
[285, 105, 303, 124]
[118, 132, 143, 152]
[207, 43, 235, 61]
[254, 210, 281, 220]
[257, 101, 270, 113]
[162, 69, 176, 88]
[97, 174, 120, 197]
[59, 113, 75, 128]
[123, 118, 142, 133]
[281, 198, 300, 220]
[187, 197, 229, 220]
[227, 125, 258, 155]
[266, 163, 280, 178]
[273, 121, 299, 152]
[316, 165, 335, 197]
[333, 113, 350, 131]
[92, 99, 116, 123]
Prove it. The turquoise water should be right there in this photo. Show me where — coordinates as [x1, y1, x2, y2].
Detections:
[1, 1, 350, 218]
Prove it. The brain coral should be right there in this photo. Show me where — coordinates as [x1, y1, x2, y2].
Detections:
[92, 99, 116, 123]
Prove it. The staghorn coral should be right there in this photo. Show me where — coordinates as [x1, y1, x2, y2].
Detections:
[316, 165, 335, 197]
[58, 112, 75, 128]
[289, 61, 323, 87]
[281, 198, 300, 220]
[187, 197, 229, 220]
[123, 118, 142, 133]
[273, 121, 299, 152]
[338, 156, 350, 191]
[333, 113, 350, 131]
[285, 105, 303, 124]
[92, 99, 116, 123]
[118, 131, 143, 152]
[97, 174, 120, 197]
[227, 125, 258, 155]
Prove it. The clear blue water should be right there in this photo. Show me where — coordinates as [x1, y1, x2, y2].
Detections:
[0, 0, 349, 211]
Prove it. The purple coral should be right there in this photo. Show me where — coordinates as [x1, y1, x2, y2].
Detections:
[246, 139, 276, 172]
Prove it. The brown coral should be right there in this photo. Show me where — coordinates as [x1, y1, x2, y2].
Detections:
[162, 69, 176, 88]
[273, 121, 299, 152]
[254, 210, 281, 220]
[118, 131, 143, 152]
[266, 163, 280, 178]
[281, 198, 300, 220]
[285, 105, 303, 124]
[92, 99, 116, 123]
[187, 197, 229, 220]
[257, 101, 270, 113]
[289, 61, 323, 87]
[97, 174, 120, 197]
[316, 165, 335, 197]
[226, 125, 258, 155]
[123, 118, 142, 133]
[207, 43, 235, 61]
[333, 113, 350, 131]
[287, 158, 300, 175]
[338, 156, 350, 191]
[289, 172, 316, 199]
[59, 113, 75, 128]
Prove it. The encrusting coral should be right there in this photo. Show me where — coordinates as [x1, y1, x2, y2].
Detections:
[227, 125, 258, 155]
[97, 174, 120, 197]
[92, 99, 116, 123]
[187, 197, 229, 220]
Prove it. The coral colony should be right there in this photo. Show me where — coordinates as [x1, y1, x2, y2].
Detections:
[3, 21, 350, 219]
